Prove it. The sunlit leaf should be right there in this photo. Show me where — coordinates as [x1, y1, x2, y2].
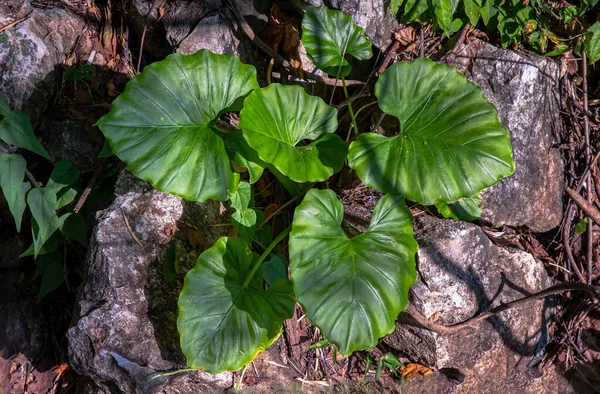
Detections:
[348, 58, 514, 206]
[97, 50, 259, 202]
[290, 189, 418, 355]
[178, 237, 295, 373]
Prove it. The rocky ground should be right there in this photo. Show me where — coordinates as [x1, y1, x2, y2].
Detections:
[1, 0, 599, 393]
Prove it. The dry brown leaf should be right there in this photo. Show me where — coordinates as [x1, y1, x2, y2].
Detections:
[401, 363, 434, 378]
[262, 3, 303, 78]
[264, 203, 279, 219]
[394, 26, 416, 46]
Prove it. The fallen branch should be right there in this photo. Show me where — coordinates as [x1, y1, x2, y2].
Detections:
[226, 0, 364, 87]
[407, 282, 599, 334]
[73, 160, 109, 214]
[565, 187, 600, 225]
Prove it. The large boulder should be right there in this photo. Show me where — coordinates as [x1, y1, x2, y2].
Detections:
[0, 1, 84, 125]
[67, 171, 233, 393]
[452, 39, 564, 232]
[128, 0, 270, 62]
[382, 214, 572, 393]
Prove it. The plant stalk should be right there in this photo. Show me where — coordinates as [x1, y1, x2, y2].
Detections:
[243, 225, 292, 287]
[342, 78, 359, 136]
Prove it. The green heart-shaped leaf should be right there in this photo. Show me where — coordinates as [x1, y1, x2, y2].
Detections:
[435, 196, 482, 221]
[0, 96, 50, 159]
[178, 237, 295, 373]
[290, 189, 418, 356]
[302, 6, 372, 78]
[27, 187, 61, 258]
[348, 58, 514, 206]
[239, 84, 347, 183]
[0, 152, 31, 232]
[97, 50, 259, 202]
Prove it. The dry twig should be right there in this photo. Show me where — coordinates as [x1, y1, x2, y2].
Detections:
[408, 282, 599, 334]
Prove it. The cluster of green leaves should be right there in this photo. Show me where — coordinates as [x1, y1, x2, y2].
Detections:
[63, 64, 93, 83]
[0, 96, 87, 300]
[97, 6, 514, 374]
[391, 0, 600, 62]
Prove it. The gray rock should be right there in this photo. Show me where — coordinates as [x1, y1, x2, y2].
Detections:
[67, 170, 233, 393]
[383, 214, 572, 393]
[452, 39, 564, 232]
[0, 2, 84, 125]
[128, 0, 269, 62]
[37, 118, 102, 166]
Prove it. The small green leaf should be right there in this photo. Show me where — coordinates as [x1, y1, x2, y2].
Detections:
[290, 190, 418, 356]
[47, 160, 79, 191]
[546, 45, 569, 57]
[463, 0, 481, 25]
[585, 22, 600, 65]
[38, 260, 64, 301]
[0, 152, 31, 231]
[27, 187, 61, 258]
[178, 237, 295, 373]
[98, 139, 114, 158]
[55, 187, 78, 209]
[301, 6, 372, 78]
[33, 250, 61, 280]
[60, 212, 88, 246]
[348, 58, 514, 206]
[261, 254, 287, 286]
[163, 241, 179, 282]
[97, 50, 259, 202]
[434, 0, 459, 36]
[21, 233, 62, 258]
[0, 96, 50, 159]
[575, 217, 588, 234]
[229, 181, 252, 212]
[435, 196, 482, 221]
[403, 0, 430, 22]
[239, 84, 347, 183]
[225, 130, 265, 184]
[389, 0, 405, 16]
[232, 208, 258, 244]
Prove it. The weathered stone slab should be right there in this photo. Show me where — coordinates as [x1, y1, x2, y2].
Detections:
[452, 39, 564, 232]
[67, 171, 232, 393]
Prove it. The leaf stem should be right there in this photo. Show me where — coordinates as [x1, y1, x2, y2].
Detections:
[342, 78, 359, 137]
[243, 225, 291, 287]
[347, 101, 378, 142]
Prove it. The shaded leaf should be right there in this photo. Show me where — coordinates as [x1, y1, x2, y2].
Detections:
[290, 189, 418, 355]
[27, 187, 61, 258]
[163, 241, 179, 282]
[60, 212, 88, 246]
[261, 253, 287, 286]
[435, 196, 482, 221]
[38, 260, 64, 301]
[585, 22, 600, 64]
[301, 6, 372, 77]
[178, 237, 295, 373]
[47, 160, 80, 191]
[0, 152, 31, 231]
[0, 96, 50, 159]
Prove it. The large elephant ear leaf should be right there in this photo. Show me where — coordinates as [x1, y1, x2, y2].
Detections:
[178, 237, 295, 374]
[348, 58, 514, 206]
[97, 50, 259, 202]
[302, 6, 372, 78]
[238, 84, 347, 183]
[289, 189, 418, 356]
